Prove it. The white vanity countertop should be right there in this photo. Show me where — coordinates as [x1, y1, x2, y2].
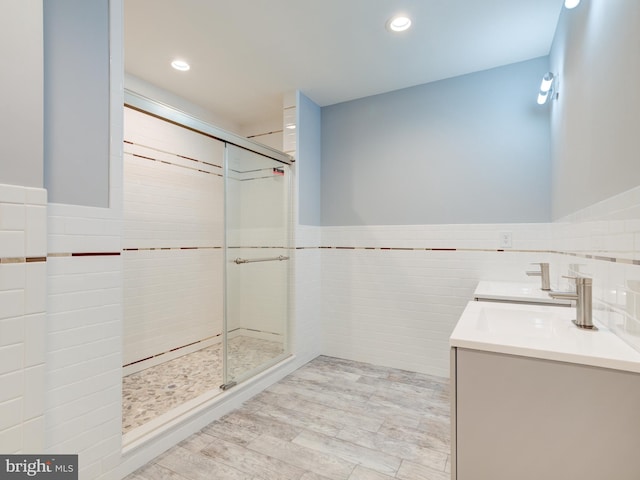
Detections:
[473, 280, 571, 305]
[450, 301, 640, 373]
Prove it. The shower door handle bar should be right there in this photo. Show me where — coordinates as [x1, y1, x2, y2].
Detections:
[233, 255, 289, 264]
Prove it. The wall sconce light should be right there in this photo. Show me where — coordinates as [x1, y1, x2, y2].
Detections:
[537, 72, 557, 105]
[565, 0, 581, 9]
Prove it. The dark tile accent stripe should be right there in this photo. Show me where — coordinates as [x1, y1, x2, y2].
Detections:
[122, 246, 289, 253]
[177, 153, 221, 168]
[0, 256, 47, 264]
[127, 152, 224, 178]
[26, 257, 47, 263]
[292, 246, 640, 265]
[122, 333, 222, 368]
[0, 258, 24, 264]
[247, 129, 284, 139]
[44, 245, 640, 265]
[124, 139, 222, 169]
[227, 246, 287, 249]
[122, 247, 224, 252]
[550, 250, 637, 264]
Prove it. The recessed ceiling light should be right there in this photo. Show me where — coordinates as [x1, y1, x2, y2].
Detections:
[564, 0, 580, 8]
[171, 59, 190, 71]
[387, 15, 412, 32]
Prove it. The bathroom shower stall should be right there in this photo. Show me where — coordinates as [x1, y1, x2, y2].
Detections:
[121, 92, 292, 434]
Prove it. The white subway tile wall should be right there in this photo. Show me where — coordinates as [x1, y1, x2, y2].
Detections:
[320, 224, 554, 376]
[124, 107, 293, 370]
[227, 155, 291, 336]
[123, 107, 226, 367]
[291, 243, 323, 363]
[319, 186, 640, 376]
[283, 105, 296, 156]
[552, 185, 640, 353]
[46, 254, 122, 468]
[43, 4, 124, 477]
[122, 249, 223, 366]
[0, 183, 47, 454]
[227, 247, 288, 335]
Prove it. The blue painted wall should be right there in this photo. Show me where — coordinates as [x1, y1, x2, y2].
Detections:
[0, 1, 43, 188]
[297, 92, 322, 225]
[549, 1, 640, 219]
[44, 0, 110, 207]
[320, 56, 551, 225]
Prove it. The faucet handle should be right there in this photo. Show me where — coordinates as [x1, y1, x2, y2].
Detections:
[562, 275, 592, 286]
[527, 263, 550, 290]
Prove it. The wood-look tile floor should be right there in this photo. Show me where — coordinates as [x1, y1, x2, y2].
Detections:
[125, 355, 451, 480]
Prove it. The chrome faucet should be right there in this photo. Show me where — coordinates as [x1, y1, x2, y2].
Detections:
[526, 262, 550, 291]
[549, 276, 596, 330]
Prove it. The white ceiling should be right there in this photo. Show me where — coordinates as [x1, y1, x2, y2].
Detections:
[124, 0, 563, 129]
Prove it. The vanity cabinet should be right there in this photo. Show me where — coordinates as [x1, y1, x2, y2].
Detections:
[450, 347, 640, 480]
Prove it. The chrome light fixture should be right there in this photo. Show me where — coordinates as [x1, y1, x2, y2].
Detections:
[537, 72, 556, 105]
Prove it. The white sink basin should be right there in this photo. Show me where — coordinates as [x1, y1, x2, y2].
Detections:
[477, 306, 559, 338]
[451, 301, 640, 373]
[474, 281, 571, 305]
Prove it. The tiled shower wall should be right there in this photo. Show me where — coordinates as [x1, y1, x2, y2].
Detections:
[0, 183, 47, 453]
[123, 107, 224, 370]
[226, 146, 290, 338]
[123, 107, 292, 371]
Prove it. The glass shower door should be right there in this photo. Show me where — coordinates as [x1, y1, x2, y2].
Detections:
[223, 144, 291, 387]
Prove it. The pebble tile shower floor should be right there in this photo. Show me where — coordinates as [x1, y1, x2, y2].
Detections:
[122, 336, 284, 432]
[125, 355, 451, 480]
